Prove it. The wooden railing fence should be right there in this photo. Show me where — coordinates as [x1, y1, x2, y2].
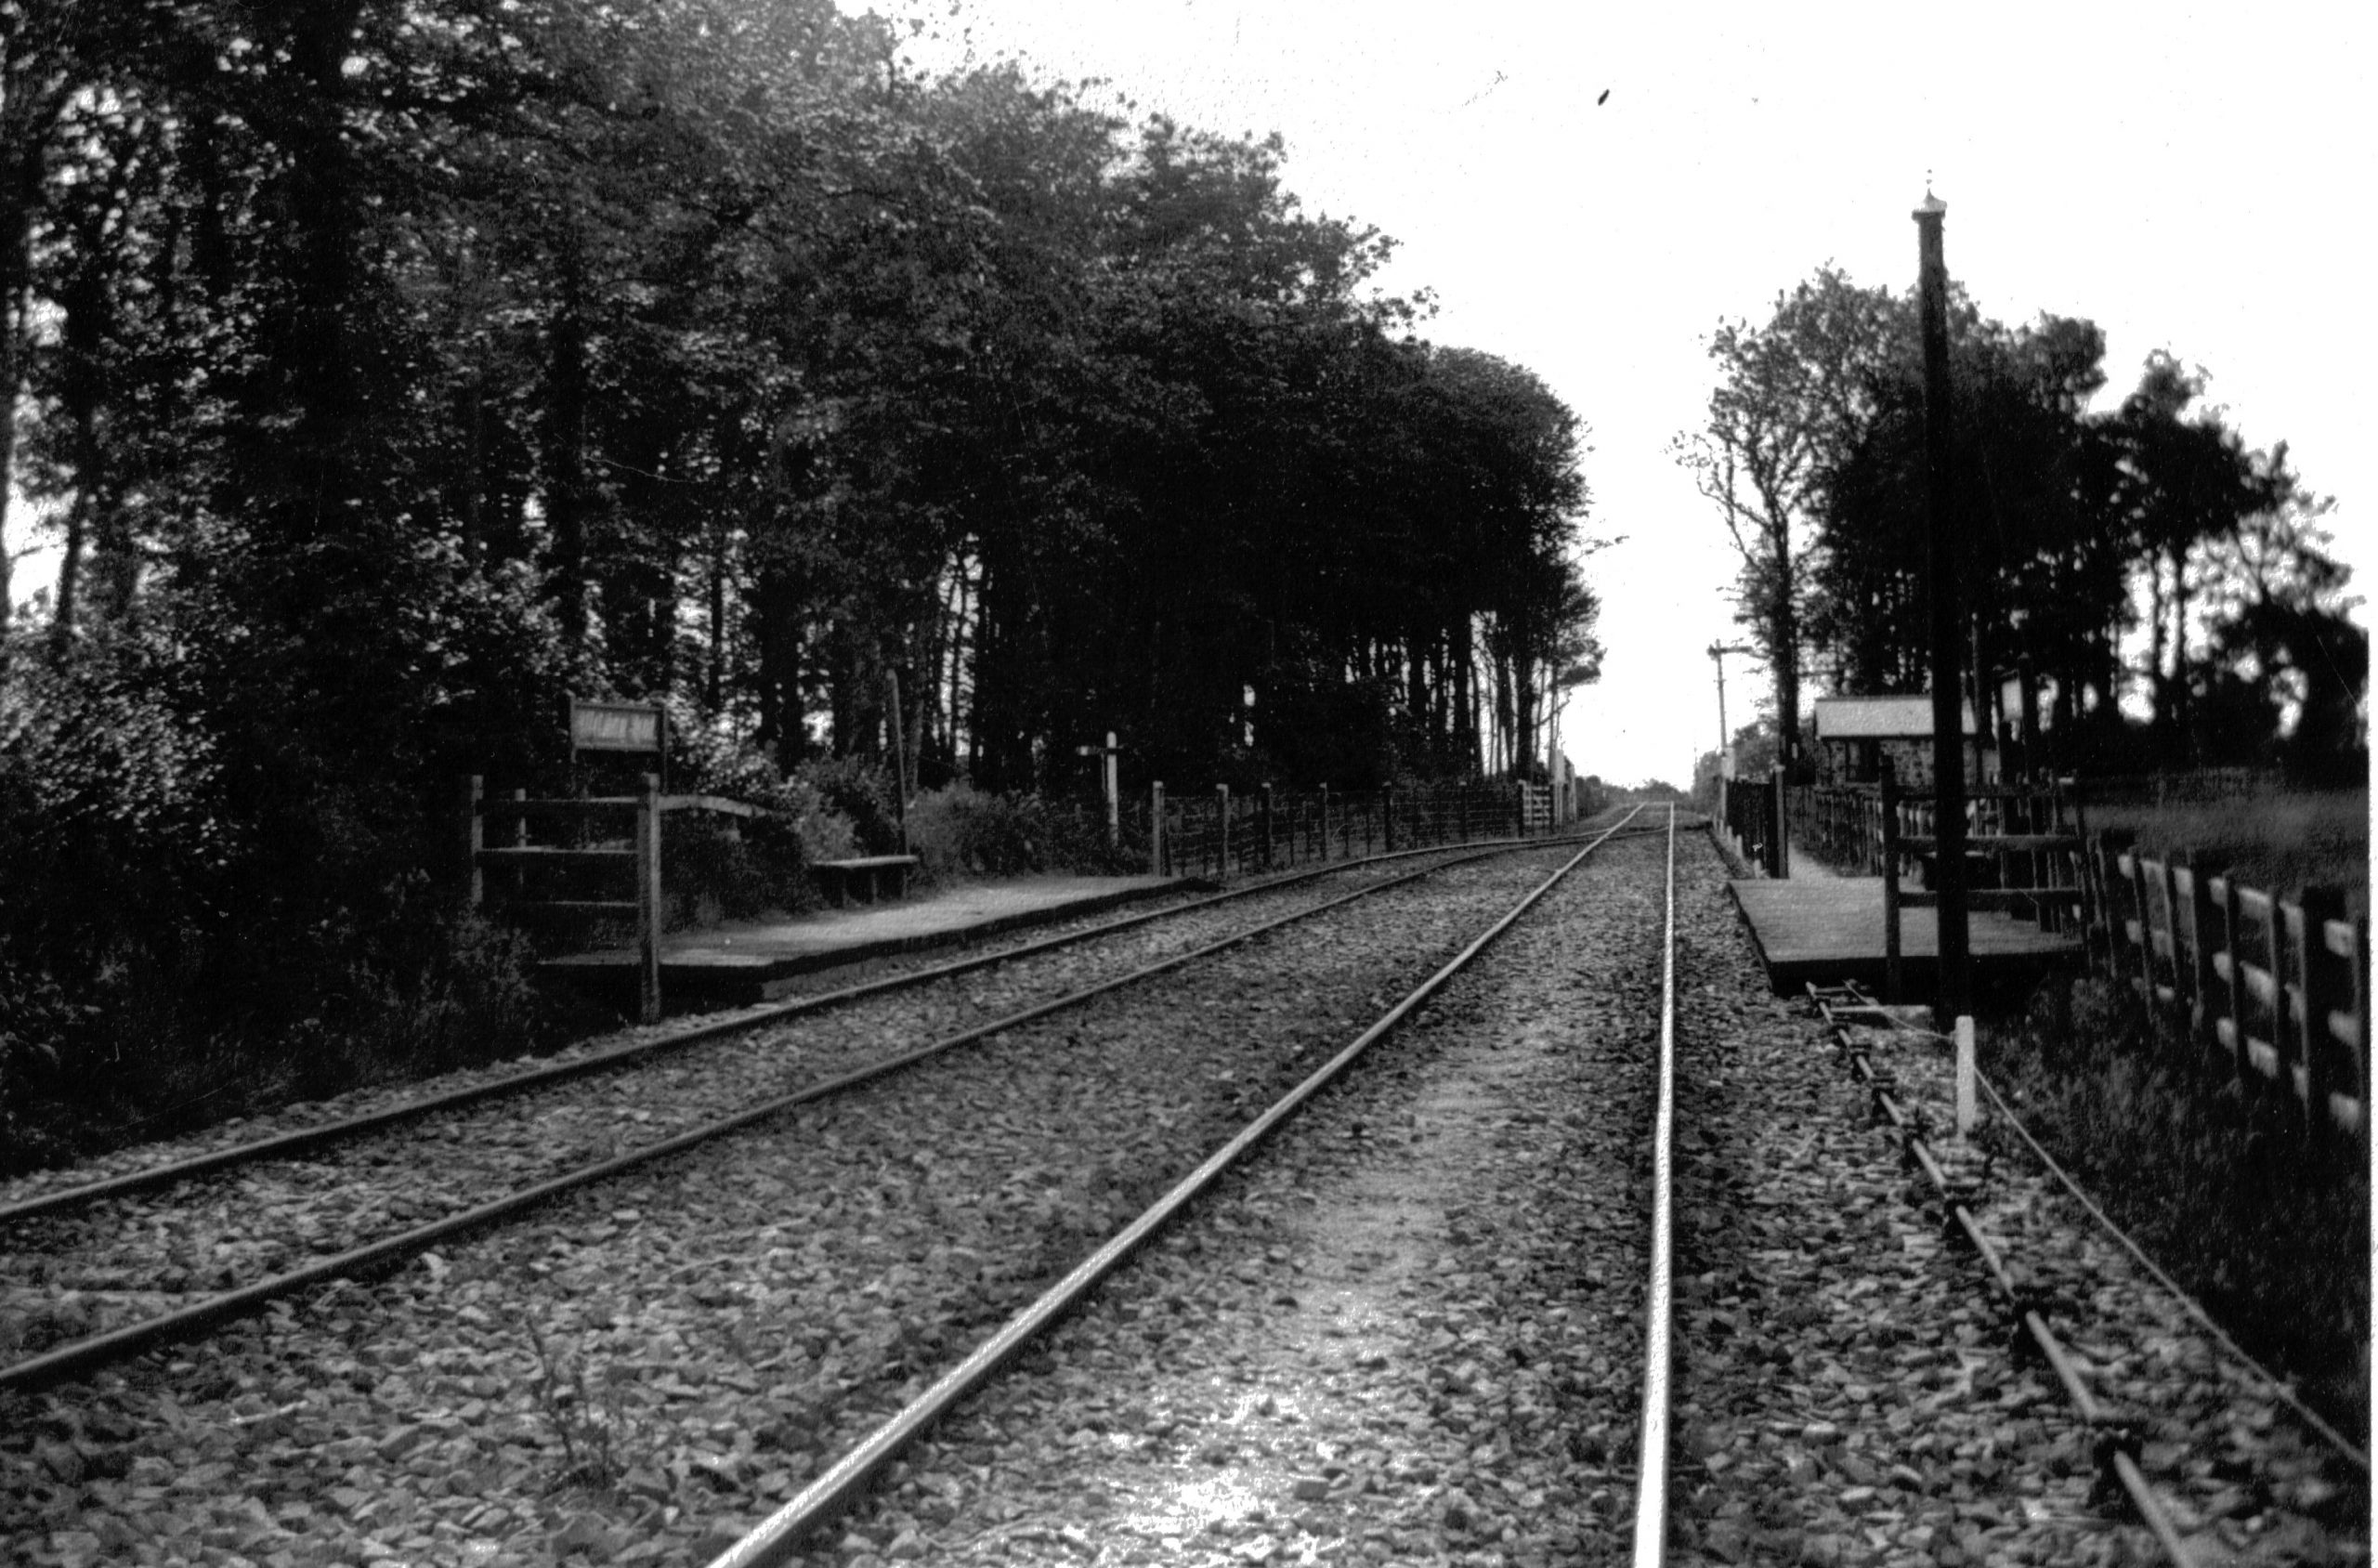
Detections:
[2088, 839, 2368, 1139]
[1147, 780, 1549, 881]
[462, 776, 793, 1025]
[1718, 769, 1787, 878]
[1780, 775, 2369, 1141]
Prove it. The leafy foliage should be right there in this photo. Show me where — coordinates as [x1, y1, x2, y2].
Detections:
[1682, 264, 2364, 782]
[0, 0, 1601, 1154]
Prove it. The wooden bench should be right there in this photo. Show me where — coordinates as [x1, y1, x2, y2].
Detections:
[810, 855, 921, 908]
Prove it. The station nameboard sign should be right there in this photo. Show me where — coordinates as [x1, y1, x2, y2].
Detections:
[569, 698, 666, 756]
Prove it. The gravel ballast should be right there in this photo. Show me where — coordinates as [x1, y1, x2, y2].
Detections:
[0, 852, 1501, 1353]
[6, 822, 2355, 1567]
[0, 845, 1592, 1566]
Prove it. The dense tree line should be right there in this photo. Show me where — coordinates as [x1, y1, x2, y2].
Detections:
[1679, 266, 2363, 784]
[0, 0, 1597, 1150]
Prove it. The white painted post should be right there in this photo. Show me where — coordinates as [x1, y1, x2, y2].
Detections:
[1954, 1015, 1977, 1137]
[1104, 730, 1119, 848]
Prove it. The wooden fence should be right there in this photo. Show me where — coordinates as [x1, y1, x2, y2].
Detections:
[2088, 838, 2368, 1139]
[1147, 780, 1549, 880]
[1783, 775, 2368, 1140]
[462, 776, 791, 1025]
[1718, 769, 1788, 878]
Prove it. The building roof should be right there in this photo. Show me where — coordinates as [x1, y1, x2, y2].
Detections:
[1813, 694, 1978, 739]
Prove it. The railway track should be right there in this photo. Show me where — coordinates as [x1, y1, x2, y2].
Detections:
[10, 806, 2351, 1567]
[0, 827, 1652, 1397]
[704, 808, 1682, 1566]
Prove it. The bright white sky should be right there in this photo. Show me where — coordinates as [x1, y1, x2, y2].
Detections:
[882, 0, 2370, 788]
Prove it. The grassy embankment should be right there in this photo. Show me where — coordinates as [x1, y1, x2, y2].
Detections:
[1986, 788, 2370, 1444]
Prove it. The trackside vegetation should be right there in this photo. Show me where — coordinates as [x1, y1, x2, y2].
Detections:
[0, 1, 1601, 1167]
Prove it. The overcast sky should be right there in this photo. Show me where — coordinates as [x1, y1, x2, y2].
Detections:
[885, 1, 2370, 787]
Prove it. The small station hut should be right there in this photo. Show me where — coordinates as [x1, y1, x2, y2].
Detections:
[1812, 695, 1982, 789]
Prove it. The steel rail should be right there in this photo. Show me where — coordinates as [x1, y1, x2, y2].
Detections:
[1628, 805, 1680, 1566]
[0, 826, 1632, 1395]
[1810, 987, 2201, 1567]
[702, 810, 1652, 1568]
[0, 830, 1645, 1231]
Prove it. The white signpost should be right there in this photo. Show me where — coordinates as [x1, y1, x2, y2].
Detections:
[1076, 731, 1122, 847]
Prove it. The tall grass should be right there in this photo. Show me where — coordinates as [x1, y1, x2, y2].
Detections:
[1985, 976, 2370, 1452]
[2077, 789, 2369, 916]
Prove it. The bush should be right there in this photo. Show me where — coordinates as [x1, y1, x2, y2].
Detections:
[904, 782, 1114, 880]
[790, 754, 901, 856]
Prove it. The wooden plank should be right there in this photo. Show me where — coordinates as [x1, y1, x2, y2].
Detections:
[1728, 878, 2079, 992]
[477, 846, 634, 863]
[495, 900, 640, 915]
[479, 796, 640, 817]
[1900, 833, 2080, 853]
[659, 793, 778, 819]
[1898, 888, 2084, 911]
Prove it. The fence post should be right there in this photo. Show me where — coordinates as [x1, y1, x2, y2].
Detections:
[2182, 856, 2224, 1070]
[2119, 847, 2159, 1020]
[1216, 784, 1231, 879]
[1317, 784, 1331, 861]
[2213, 874, 2252, 1091]
[459, 775, 485, 908]
[1880, 759, 1901, 1003]
[1150, 781, 1166, 876]
[1261, 783, 1276, 870]
[636, 772, 662, 1026]
[1768, 765, 1789, 878]
[1383, 785, 1396, 853]
[2293, 886, 2348, 1141]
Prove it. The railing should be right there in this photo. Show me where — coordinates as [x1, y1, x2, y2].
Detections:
[1718, 770, 1786, 877]
[2088, 837, 2368, 1139]
[1789, 777, 2084, 926]
[462, 776, 794, 1025]
[1784, 773, 2370, 1143]
[1146, 780, 1544, 881]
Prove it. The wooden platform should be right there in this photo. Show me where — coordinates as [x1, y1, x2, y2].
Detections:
[1729, 877, 2082, 995]
[544, 874, 1182, 1009]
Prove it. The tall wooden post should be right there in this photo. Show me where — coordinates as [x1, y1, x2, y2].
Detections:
[636, 772, 662, 1025]
[1915, 190, 1971, 1019]
[1880, 757, 1902, 1003]
[1149, 781, 1166, 875]
[459, 775, 485, 908]
[1769, 764, 1789, 878]
[883, 671, 909, 856]
[1382, 785, 1397, 853]
[1318, 783, 1331, 861]
[1215, 784, 1230, 878]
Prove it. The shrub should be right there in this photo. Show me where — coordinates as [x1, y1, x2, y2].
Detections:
[904, 782, 1114, 881]
[790, 754, 901, 856]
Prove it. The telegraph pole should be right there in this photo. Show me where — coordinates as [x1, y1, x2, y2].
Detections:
[1914, 189, 1970, 1018]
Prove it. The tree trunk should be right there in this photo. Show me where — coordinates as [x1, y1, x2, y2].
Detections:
[543, 241, 592, 650]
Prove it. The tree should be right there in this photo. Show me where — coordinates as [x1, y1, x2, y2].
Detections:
[1676, 268, 1896, 778]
